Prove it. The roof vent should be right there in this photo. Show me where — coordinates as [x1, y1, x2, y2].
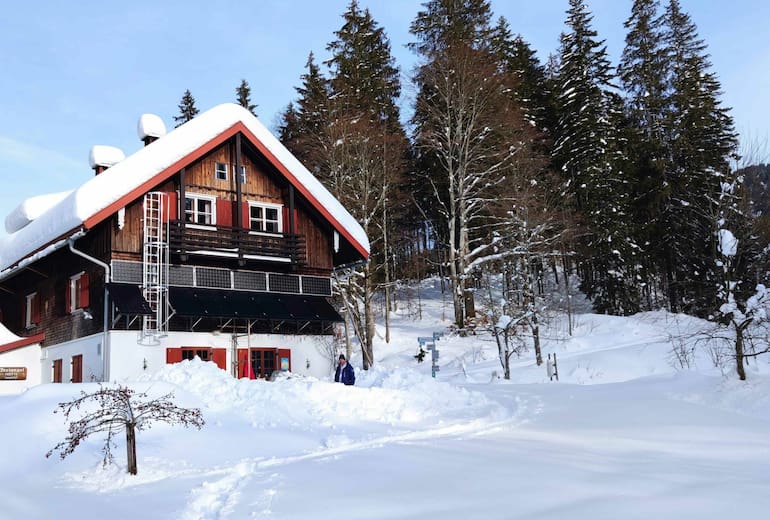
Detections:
[89, 145, 126, 175]
[137, 113, 167, 146]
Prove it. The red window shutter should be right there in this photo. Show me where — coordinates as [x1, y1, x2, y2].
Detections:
[277, 348, 291, 372]
[216, 198, 233, 227]
[31, 294, 41, 324]
[166, 348, 184, 364]
[212, 348, 227, 370]
[65, 282, 71, 314]
[79, 273, 90, 309]
[242, 202, 250, 229]
[164, 191, 178, 222]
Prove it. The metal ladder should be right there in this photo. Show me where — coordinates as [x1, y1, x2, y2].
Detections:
[141, 192, 170, 344]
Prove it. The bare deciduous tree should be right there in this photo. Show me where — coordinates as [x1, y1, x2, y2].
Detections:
[46, 385, 204, 475]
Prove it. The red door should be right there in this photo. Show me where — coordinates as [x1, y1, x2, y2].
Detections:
[71, 355, 83, 383]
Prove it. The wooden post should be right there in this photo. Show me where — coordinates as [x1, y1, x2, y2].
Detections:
[179, 167, 187, 261]
[288, 185, 296, 266]
[235, 134, 244, 266]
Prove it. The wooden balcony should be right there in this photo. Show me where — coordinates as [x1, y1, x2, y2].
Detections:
[168, 221, 306, 265]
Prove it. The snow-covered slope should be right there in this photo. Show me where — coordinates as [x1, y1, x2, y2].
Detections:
[1, 282, 769, 519]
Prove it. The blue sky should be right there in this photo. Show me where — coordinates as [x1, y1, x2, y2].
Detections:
[1, 0, 767, 238]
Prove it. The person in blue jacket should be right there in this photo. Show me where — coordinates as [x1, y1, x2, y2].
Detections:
[334, 354, 355, 385]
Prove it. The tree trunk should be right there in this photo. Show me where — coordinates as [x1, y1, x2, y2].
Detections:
[735, 322, 747, 381]
[383, 206, 391, 344]
[363, 263, 375, 370]
[464, 276, 476, 323]
[126, 422, 138, 475]
[532, 313, 543, 366]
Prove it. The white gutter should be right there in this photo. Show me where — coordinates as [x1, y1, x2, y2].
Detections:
[68, 238, 111, 382]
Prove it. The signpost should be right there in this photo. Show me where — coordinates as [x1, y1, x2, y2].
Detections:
[0, 367, 27, 381]
[418, 331, 444, 378]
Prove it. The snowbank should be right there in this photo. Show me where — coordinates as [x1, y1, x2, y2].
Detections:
[139, 358, 506, 429]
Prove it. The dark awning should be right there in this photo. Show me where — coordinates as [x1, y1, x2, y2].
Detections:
[107, 283, 154, 315]
[168, 287, 342, 322]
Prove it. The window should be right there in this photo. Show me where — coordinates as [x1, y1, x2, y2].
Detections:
[239, 165, 246, 184]
[249, 203, 282, 234]
[52, 359, 62, 383]
[25, 292, 40, 329]
[215, 162, 228, 181]
[67, 273, 89, 314]
[182, 348, 211, 361]
[184, 194, 216, 226]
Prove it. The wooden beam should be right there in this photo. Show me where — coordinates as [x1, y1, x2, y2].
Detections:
[23, 266, 48, 278]
[235, 133, 244, 266]
[179, 167, 187, 260]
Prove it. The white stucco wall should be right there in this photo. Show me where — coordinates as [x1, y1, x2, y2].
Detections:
[41, 334, 103, 383]
[107, 331, 341, 381]
[0, 343, 42, 394]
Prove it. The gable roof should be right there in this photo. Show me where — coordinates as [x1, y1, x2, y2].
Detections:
[0, 104, 369, 274]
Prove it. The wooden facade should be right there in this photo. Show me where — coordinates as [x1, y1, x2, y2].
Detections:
[108, 138, 334, 273]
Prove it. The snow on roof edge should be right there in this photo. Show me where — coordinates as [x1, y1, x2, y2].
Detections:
[0, 104, 369, 273]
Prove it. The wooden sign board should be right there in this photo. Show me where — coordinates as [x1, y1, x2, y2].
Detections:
[0, 367, 27, 381]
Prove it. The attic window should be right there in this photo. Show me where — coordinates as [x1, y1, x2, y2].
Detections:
[215, 162, 228, 181]
[249, 202, 282, 234]
[240, 166, 246, 184]
[185, 194, 215, 226]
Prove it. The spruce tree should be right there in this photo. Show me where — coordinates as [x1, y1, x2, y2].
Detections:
[326, 0, 401, 126]
[490, 17, 554, 132]
[235, 79, 258, 116]
[661, 0, 738, 314]
[553, 0, 640, 314]
[408, 0, 494, 57]
[324, 0, 410, 366]
[618, 0, 669, 309]
[174, 89, 199, 127]
[279, 52, 330, 175]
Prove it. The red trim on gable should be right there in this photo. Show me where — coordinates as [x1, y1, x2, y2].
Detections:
[83, 127, 240, 230]
[234, 122, 369, 259]
[0, 332, 45, 354]
[81, 121, 368, 260]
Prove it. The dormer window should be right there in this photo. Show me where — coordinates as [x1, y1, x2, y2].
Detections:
[185, 194, 216, 226]
[215, 162, 228, 181]
[248, 202, 282, 234]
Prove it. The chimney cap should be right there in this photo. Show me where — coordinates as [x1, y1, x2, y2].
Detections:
[137, 113, 167, 141]
[89, 145, 125, 169]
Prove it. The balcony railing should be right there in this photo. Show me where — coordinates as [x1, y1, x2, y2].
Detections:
[168, 221, 306, 265]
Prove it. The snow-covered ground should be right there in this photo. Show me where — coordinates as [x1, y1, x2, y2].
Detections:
[2, 280, 769, 519]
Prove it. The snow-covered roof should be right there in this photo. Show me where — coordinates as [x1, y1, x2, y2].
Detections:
[4, 190, 73, 234]
[0, 103, 369, 274]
